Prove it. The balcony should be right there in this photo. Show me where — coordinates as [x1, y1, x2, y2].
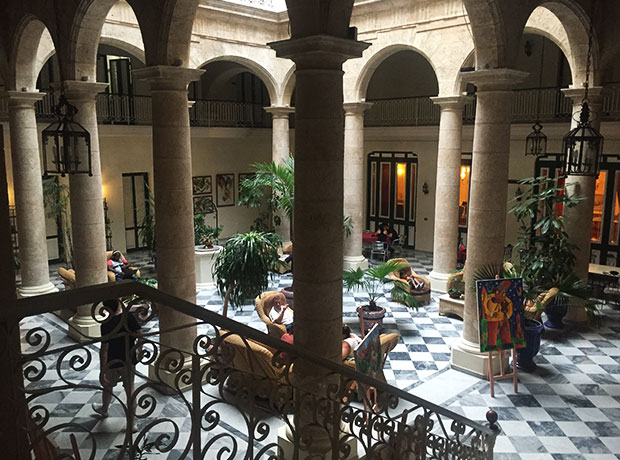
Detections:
[14, 281, 497, 458]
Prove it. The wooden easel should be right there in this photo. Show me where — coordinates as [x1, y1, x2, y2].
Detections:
[487, 348, 518, 398]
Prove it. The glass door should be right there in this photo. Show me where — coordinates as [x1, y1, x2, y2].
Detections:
[367, 152, 418, 248]
[122, 173, 150, 250]
[458, 154, 472, 244]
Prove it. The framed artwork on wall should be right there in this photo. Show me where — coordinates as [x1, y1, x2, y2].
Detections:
[193, 195, 215, 214]
[216, 174, 235, 207]
[192, 176, 212, 195]
[238, 172, 254, 195]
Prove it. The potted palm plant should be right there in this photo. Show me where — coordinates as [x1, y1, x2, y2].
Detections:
[343, 259, 419, 333]
[212, 231, 282, 317]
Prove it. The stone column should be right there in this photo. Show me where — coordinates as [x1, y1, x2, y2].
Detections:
[265, 105, 294, 244]
[343, 101, 372, 270]
[133, 67, 203, 381]
[428, 96, 468, 292]
[451, 69, 527, 376]
[5, 91, 57, 297]
[58, 81, 109, 341]
[561, 86, 603, 325]
[0, 123, 30, 459]
[270, 36, 369, 367]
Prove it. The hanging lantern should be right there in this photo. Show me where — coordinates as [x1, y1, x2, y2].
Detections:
[562, 101, 603, 176]
[41, 94, 92, 176]
[525, 121, 548, 156]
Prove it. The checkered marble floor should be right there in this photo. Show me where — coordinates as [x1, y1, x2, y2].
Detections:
[21, 249, 620, 459]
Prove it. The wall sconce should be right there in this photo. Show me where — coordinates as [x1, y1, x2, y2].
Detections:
[422, 182, 429, 195]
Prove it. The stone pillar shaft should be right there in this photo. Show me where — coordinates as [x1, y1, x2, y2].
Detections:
[265, 106, 294, 243]
[451, 69, 527, 376]
[343, 102, 372, 270]
[270, 37, 369, 373]
[6, 91, 56, 297]
[562, 87, 603, 324]
[429, 96, 467, 291]
[133, 66, 204, 354]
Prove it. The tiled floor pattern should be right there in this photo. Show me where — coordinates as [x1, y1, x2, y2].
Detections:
[19, 249, 620, 458]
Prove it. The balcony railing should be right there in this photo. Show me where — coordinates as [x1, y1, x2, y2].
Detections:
[3, 86, 619, 128]
[14, 281, 497, 459]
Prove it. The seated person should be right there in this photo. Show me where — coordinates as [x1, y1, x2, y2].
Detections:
[341, 324, 362, 361]
[400, 269, 425, 291]
[107, 250, 138, 280]
[376, 223, 399, 255]
[268, 293, 294, 334]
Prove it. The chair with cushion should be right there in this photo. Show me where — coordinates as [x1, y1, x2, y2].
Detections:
[388, 258, 431, 306]
[106, 250, 141, 282]
[218, 332, 288, 382]
[57, 267, 77, 290]
[342, 332, 399, 382]
[255, 291, 294, 339]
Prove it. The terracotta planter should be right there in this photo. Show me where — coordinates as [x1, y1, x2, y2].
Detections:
[357, 305, 386, 335]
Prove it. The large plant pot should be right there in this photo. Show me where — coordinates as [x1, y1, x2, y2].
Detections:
[516, 319, 544, 372]
[544, 296, 569, 330]
[357, 306, 386, 335]
[281, 286, 294, 309]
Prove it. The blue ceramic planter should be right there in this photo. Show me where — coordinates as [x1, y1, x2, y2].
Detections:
[544, 296, 569, 330]
[516, 319, 544, 372]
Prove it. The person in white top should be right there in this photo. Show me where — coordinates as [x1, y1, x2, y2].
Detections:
[341, 324, 362, 360]
[268, 293, 294, 334]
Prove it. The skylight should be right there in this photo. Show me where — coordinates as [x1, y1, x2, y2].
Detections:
[222, 0, 287, 12]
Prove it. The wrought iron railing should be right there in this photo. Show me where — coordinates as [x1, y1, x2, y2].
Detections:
[15, 281, 497, 459]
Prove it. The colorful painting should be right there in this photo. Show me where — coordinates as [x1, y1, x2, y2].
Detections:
[193, 195, 215, 214]
[477, 278, 526, 353]
[354, 324, 383, 381]
[216, 174, 235, 207]
[192, 176, 212, 195]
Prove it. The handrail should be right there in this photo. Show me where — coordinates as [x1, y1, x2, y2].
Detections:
[15, 281, 497, 459]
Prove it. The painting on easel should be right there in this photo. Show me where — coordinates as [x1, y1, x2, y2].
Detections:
[477, 278, 526, 353]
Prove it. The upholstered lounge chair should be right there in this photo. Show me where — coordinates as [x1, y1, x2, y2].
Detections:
[255, 291, 294, 339]
[57, 251, 140, 290]
[342, 332, 399, 383]
[388, 258, 431, 306]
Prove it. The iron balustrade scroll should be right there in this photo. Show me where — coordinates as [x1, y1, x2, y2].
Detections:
[14, 281, 497, 459]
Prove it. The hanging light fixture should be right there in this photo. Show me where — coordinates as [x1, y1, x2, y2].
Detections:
[41, 93, 93, 176]
[525, 37, 547, 156]
[562, 11, 603, 176]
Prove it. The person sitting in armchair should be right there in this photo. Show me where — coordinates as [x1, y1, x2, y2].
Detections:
[268, 293, 294, 334]
[107, 250, 138, 280]
[400, 269, 425, 291]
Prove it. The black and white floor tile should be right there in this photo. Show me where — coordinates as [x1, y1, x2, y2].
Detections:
[18, 249, 620, 459]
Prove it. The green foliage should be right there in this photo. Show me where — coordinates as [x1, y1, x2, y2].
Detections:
[343, 259, 419, 310]
[138, 184, 156, 259]
[42, 177, 73, 265]
[343, 215, 353, 238]
[212, 231, 282, 316]
[194, 214, 222, 246]
[238, 157, 294, 233]
[509, 176, 582, 292]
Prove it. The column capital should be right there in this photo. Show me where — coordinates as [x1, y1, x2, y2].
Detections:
[269, 35, 370, 68]
[561, 86, 603, 103]
[430, 95, 471, 110]
[463, 68, 528, 91]
[3, 90, 45, 107]
[51, 81, 109, 101]
[343, 101, 373, 115]
[264, 105, 295, 118]
[133, 66, 204, 91]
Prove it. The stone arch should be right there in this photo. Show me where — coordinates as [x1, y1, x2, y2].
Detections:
[10, 15, 56, 91]
[526, 1, 597, 86]
[196, 56, 278, 106]
[354, 44, 439, 102]
[461, 0, 505, 69]
[281, 65, 296, 106]
[68, 0, 119, 81]
[99, 37, 145, 64]
[454, 50, 476, 95]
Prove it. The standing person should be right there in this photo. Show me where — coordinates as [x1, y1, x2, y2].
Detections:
[92, 299, 142, 432]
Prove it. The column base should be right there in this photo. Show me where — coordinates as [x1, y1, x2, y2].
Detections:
[429, 270, 451, 293]
[67, 314, 102, 342]
[277, 424, 358, 459]
[450, 338, 506, 377]
[343, 255, 368, 270]
[17, 281, 58, 298]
